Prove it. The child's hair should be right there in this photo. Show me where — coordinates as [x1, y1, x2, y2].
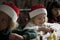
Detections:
[50, 2, 60, 9]
[10, 19, 19, 30]
[47, 1, 60, 19]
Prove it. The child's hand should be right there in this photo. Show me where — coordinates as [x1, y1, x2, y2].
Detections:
[9, 33, 24, 40]
[38, 27, 54, 33]
[44, 28, 54, 33]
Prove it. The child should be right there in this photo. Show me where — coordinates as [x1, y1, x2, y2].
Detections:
[0, 2, 24, 40]
[24, 4, 54, 40]
[47, 2, 60, 39]
[0, 2, 37, 40]
[47, 2, 60, 24]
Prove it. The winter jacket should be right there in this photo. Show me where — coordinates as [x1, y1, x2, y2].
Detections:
[0, 29, 10, 40]
[12, 22, 37, 40]
[23, 22, 40, 40]
[23, 22, 60, 40]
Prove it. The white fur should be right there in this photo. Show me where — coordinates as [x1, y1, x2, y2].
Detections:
[0, 5, 18, 22]
[29, 8, 47, 18]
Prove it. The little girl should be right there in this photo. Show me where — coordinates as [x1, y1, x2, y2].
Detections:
[23, 4, 54, 40]
[0, 2, 24, 40]
[0, 2, 37, 40]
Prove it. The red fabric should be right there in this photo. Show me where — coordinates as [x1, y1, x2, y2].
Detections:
[31, 4, 46, 11]
[2, 2, 20, 17]
[48, 19, 60, 24]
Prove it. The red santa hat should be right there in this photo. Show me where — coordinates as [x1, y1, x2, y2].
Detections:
[29, 4, 47, 18]
[0, 2, 20, 22]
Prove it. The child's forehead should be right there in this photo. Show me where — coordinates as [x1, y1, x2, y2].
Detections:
[35, 13, 47, 18]
[0, 11, 7, 15]
[0, 11, 10, 18]
[0, 11, 6, 14]
[37, 13, 46, 16]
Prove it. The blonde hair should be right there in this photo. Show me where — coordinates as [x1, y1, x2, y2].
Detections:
[10, 20, 19, 30]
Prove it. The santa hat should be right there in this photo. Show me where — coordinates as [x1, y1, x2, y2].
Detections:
[29, 4, 47, 18]
[0, 2, 20, 22]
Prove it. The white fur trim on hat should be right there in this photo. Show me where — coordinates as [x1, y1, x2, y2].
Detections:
[29, 8, 47, 18]
[0, 5, 18, 22]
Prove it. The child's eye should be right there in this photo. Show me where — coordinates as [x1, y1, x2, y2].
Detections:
[38, 18, 41, 19]
[38, 17, 45, 20]
[0, 19, 8, 22]
[2, 19, 6, 22]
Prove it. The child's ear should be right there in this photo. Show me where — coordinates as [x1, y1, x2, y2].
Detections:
[45, 17, 48, 22]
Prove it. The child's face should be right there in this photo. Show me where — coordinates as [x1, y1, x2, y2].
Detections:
[0, 11, 11, 30]
[33, 13, 47, 26]
[52, 8, 60, 17]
